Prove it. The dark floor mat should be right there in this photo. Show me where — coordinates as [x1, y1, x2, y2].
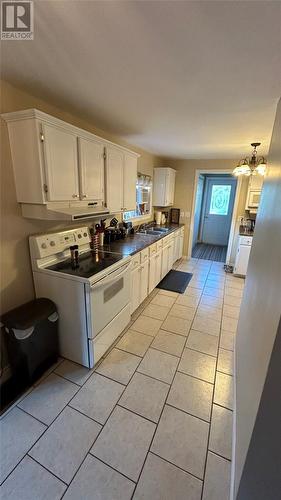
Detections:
[157, 270, 193, 294]
[192, 243, 227, 262]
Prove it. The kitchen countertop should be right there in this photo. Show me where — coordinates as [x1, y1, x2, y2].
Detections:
[100, 224, 184, 256]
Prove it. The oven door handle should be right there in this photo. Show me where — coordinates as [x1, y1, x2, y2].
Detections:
[90, 261, 131, 289]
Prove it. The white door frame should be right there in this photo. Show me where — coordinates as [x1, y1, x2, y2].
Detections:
[187, 169, 242, 263]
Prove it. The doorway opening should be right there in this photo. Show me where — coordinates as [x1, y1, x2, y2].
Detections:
[191, 174, 237, 262]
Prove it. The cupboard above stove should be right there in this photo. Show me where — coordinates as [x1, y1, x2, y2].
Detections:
[2, 109, 139, 220]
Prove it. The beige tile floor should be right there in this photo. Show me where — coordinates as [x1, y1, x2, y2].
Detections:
[0, 257, 244, 499]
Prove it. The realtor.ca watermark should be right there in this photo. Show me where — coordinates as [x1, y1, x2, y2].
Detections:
[1, 1, 34, 40]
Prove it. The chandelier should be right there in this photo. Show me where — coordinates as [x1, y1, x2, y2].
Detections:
[233, 143, 267, 177]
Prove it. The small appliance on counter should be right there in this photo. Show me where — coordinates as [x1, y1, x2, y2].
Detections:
[155, 210, 162, 225]
[161, 211, 169, 225]
[90, 219, 107, 248]
[123, 221, 133, 236]
[154, 210, 169, 225]
[240, 217, 255, 234]
[170, 208, 180, 224]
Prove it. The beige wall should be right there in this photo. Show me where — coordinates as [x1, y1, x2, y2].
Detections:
[234, 99, 281, 496]
[167, 159, 249, 258]
[0, 80, 162, 314]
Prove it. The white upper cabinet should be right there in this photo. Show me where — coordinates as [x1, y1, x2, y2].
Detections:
[123, 152, 138, 211]
[2, 109, 139, 218]
[105, 146, 124, 213]
[105, 146, 138, 213]
[153, 167, 176, 206]
[245, 175, 264, 211]
[78, 137, 104, 203]
[42, 123, 79, 202]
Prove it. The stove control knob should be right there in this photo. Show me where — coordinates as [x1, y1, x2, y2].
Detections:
[83, 232, 87, 237]
[78, 234, 82, 239]
[50, 241, 56, 247]
[41, 243, 47, 249]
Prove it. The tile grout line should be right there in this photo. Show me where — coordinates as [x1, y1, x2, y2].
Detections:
[199, 261, 224, 500]
[129, 345, 183, 498]
[150, 450, 204, 484]
[199, 260, 236, 500]
[27, 454, 69, 487]
[1, 258, 239, 496]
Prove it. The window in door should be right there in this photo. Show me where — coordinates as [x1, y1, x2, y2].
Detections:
[209, 185, 232, 215]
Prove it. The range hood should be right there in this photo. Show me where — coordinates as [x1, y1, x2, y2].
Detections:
[21, 203, 110, 221]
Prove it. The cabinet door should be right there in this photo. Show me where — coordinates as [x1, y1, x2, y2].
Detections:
[179, 234, 184, 259]
[249, 175, 263, 190]
[167, 169, 176, 205]
[131, 265, 141, 313]
[105, 146, 124, 212]
[42, 124, 79, 201]
[155, 251, 162, 285]
[174, 233, 180, 262]
[140, 260, 149, 303]
[123, 153, 137, 211]
[153, 169, 165, 206]
[78, 137, 104, 202]
[161, 245, 169, 278]
[168, 242, 174, 270]
[148, 254, 157, 294]
[234, 244, 251, 276]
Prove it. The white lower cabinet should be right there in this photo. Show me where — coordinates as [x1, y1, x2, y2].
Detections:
[174, 232, 180, 262]
[162, 234, 174, 277]
[130, 264, 141, 314]
[155, 251, 162, 285]
[148, 253, 157, 295]
[131, 230, 183, 314]
[130, 250, 149, 314]
[148, 250, 162, 294]
[234, 236, 252, 276]
[173, 228, 184, 261]
[161, 244, 169, 279]
[140, 260, 149, 303]
[179, 229, 184, 259]
[167, 239, 174, 270]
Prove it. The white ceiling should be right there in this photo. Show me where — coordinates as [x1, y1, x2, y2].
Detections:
[2, 1, 281, 159]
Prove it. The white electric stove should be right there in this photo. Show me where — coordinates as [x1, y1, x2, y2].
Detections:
[29, 226, 131, 368]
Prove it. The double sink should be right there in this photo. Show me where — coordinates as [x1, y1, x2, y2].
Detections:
[136, 227, 169, 236]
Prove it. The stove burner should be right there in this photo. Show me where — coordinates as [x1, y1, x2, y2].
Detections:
[47, 250, 124, 278]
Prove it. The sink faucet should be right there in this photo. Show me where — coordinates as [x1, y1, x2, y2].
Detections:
[138, 222, 154, 232]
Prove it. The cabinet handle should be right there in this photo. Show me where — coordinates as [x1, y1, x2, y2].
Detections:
[72, 194, 79, 198]
[82, 194, 88, 198]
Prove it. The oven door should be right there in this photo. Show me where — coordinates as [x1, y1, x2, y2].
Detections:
[88, 261, 131, 338]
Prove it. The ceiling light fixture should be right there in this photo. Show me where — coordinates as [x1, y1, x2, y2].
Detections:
[233, 143, 267, 177]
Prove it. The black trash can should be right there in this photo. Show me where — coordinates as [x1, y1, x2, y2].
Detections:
[1, 298, 59, 385]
